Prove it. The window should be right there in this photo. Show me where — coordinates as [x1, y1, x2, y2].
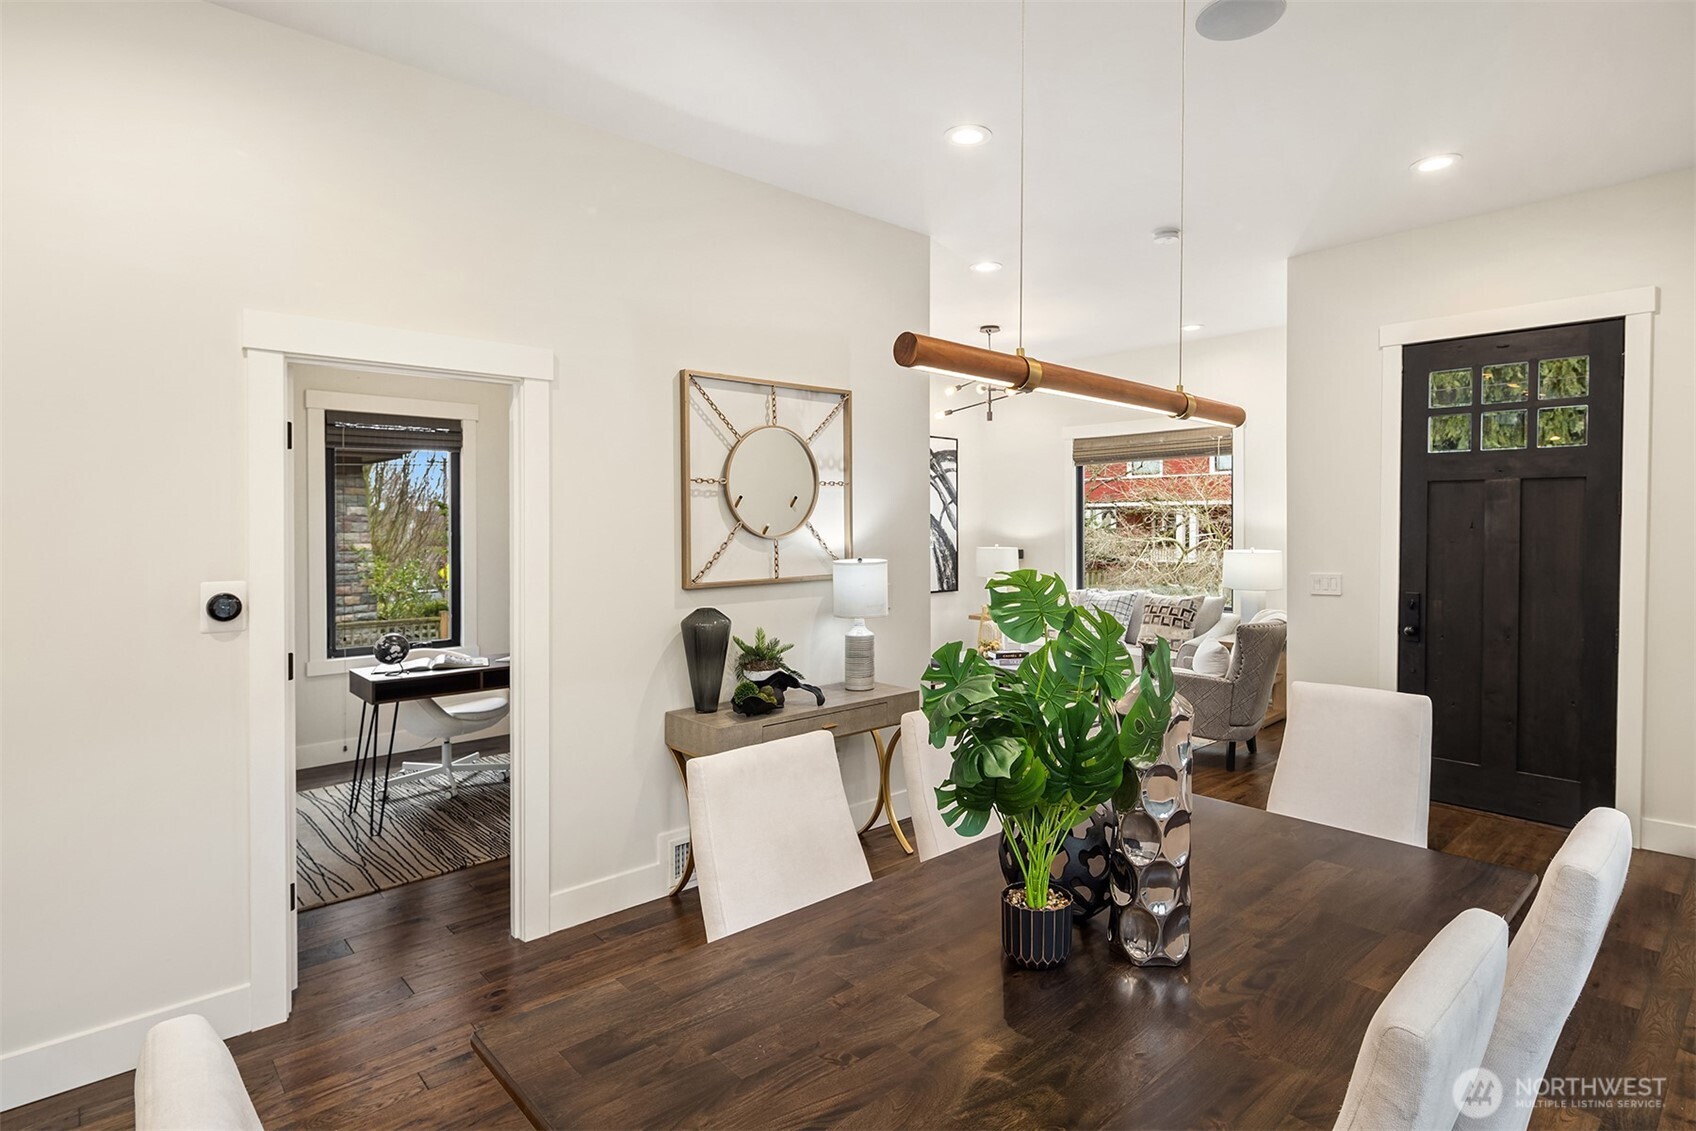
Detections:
[324, 409, 462, 657]
[1073, 427, 1234, 594]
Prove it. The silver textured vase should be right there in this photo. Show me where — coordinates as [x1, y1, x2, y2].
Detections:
[1108, 699, 1193, 966]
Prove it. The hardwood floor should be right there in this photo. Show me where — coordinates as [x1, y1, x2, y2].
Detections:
[11, 723, 1693, 1130]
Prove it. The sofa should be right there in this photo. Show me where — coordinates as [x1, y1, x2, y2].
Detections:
[1074, 588, 1236, 663]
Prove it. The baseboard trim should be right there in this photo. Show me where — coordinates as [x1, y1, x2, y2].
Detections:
[548, 788, 913, 933]
[0, 984, 251, 1112]
[1640, 817, 1696, 859]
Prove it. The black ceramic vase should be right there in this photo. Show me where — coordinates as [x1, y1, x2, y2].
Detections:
[680, 608, 731, 713]
[998, 802, 1116, 920]
[1001, 884, 1073, 969]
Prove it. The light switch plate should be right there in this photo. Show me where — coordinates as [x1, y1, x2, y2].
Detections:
[1310, 572, 1344, 597]
[200, 580, 249, 633]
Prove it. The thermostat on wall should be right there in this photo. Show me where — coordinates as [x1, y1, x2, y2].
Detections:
[200, 580, 249, 634]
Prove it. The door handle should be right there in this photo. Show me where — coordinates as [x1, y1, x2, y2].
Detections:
[1400, 592, 1423, 643]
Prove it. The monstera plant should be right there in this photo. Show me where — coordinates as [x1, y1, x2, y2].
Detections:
[921, 570, 1175, 966]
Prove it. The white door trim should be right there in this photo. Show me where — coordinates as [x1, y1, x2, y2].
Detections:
[243, 311, 554, 1031]
[1375, 287, 1658, 845]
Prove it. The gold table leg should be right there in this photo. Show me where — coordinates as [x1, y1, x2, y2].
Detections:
[857, 726, 913, 855]
[667, 746, 695, 897]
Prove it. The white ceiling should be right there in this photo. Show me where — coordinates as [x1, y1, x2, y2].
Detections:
[219, 0, 1694, 361]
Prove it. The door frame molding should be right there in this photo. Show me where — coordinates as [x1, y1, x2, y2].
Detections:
[1376, 287, 1658, 843]
[242, 311, 554, 1031]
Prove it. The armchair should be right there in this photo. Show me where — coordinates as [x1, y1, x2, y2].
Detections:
[1177, 609, 1239, 668]
[1173, 617, 1286, 771]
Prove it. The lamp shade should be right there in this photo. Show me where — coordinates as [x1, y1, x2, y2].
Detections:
[1222, 548, 1284, 592]
[975, 545, 1020, 578]
[832, 558, 889, 618]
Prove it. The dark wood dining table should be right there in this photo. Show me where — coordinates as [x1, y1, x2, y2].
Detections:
[472, 796, 1538, 1129]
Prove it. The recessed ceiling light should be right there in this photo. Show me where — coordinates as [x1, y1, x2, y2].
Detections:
[945, 124, 992, 147]
[969, 261, 1003, 273]
[1195, 0, 1286, 42]
[1412, 153, 1462, 174]
[1182, 323, 1203, 332]
[1152, 227, 1181, 245]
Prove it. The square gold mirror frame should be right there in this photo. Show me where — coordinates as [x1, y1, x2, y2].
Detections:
[680, 369, 852, 589]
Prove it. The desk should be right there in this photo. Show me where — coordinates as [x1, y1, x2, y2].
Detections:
[472, 796, 1537, 1129]
[663, 682, 921, 893]
[346, 657, 510, 834]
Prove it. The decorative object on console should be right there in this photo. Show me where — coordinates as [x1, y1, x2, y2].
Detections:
[752, 669, 826, 708]
[680, 608, 732, 713]
[1222, 548, 1284, 622]
[1109, 686, 1193, 966]
[929, 436, 959, 593]
[973, 545, 1020, 653]
[732, 627, 799, 683]
[833, 557, 888, 692]
[730, 680, 782, 717]
[680, 370, 851, 590]
[923, 569, 1174, 969]
[373, 631, 411, 674]
[1136, 593, 1202, 647]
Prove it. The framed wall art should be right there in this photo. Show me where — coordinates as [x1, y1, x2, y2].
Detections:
[929, 435, 959, 593]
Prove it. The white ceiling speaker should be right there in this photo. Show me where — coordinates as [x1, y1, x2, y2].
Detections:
[1195, 0, 1287, 41]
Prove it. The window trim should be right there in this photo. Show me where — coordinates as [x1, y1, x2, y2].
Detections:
[303, 390, 479, 679]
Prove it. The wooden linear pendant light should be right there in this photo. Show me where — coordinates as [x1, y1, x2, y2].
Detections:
[893, 332, 1247, 427]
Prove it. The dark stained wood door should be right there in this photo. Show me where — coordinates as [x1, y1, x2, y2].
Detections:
[1399, 319, 1624, 826]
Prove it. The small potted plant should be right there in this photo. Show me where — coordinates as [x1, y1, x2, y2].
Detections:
[732, 628, 800, 686]
[922, 569, 1174, 969]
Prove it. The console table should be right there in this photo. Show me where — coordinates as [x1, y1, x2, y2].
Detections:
[663, 681, 921, 895]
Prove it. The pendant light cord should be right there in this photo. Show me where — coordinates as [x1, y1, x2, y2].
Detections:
[1017, 0, 1027, 354]
[1176, 0, 1188, 395]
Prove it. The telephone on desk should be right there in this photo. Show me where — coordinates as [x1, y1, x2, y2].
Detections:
[425, 651, 489, 670]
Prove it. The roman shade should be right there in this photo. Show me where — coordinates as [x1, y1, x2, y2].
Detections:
[1072, 426, 1231, 466]
[325, 410, 463, 454]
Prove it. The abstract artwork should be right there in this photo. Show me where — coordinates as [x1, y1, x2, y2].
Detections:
[929, 436, 959, 593]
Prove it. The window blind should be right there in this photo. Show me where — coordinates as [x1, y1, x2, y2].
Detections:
[1071, 426, 1232, 466]
[324, 410, 463, 455]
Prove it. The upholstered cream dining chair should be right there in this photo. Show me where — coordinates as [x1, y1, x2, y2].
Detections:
[1474, 807, 1632, 1131]
[686, 729, 873, 942]
[1268, 681, 1432, 848]
[1335, 907, 1509, 1131]
[899, 709, 1001, 861]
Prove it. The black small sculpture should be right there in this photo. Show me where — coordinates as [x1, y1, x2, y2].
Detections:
[731, 670, 826, 716]
[755, 669, 826, 707]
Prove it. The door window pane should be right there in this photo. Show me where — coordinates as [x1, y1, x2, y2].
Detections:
[1429, 368, 1474, 408]
[1481, 362, 1529, 404]
[1538, 356, 1589, 399]
[1537, 405, 1588, 448]
[1428, 413, 1472, 452]
[1481, 410, 1527, 450]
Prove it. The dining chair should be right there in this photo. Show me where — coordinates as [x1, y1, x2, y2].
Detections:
[687, 729, 873, 942]
[1267, 681, 1432, 847]
[1335, 907, 1509, 1131]
[899, 709, 1001, 861]
[135, 1014, 264, 1131]
[1474, 807, 1632, 1130]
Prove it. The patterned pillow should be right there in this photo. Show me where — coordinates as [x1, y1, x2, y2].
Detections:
[1076, 589, 1143, 643]
[1136, 594, 1203, 646]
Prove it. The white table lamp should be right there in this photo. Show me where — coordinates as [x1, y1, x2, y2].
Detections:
[832, 558, 888, 691]
[1222, 548, 1284, 622]
[975, 544, 1020, 579]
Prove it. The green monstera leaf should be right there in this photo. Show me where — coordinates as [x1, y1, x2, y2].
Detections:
[986, 569, 1072, 645]
[1039, 699, 1125, 806]
[1117, 637, 1176, 782]
[936, 744, 1046, 836]
[1051, 605, 1133, 703]
[920, 643, 999, 748]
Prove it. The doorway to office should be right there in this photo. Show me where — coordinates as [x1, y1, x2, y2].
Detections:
[290, 365, 514, 912]
[242, 312, 553, 1030]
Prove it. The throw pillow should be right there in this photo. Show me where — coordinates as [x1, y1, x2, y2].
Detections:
[1090, 590, 1142, 641]
[1190, 639, 1231, 677]
[1136, 594, 1203, 647]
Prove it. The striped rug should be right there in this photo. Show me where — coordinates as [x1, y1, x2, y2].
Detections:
[294, 756, 509, 910]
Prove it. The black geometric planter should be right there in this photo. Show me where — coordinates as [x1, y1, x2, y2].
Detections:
[680, 608, 731, 713]
[1000, 884, 1073, 970]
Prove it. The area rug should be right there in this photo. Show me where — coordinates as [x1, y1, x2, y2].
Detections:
[294, 756, 509, 910]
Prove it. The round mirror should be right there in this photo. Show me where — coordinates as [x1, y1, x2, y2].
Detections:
[723, 425, 819, 540]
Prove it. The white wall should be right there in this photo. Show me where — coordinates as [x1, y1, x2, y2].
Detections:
[929, 327, 1287, 650]
[1286, 169, 1695, 857]
[290, 365, 511, 770]
[0, 1, 929, 1104]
